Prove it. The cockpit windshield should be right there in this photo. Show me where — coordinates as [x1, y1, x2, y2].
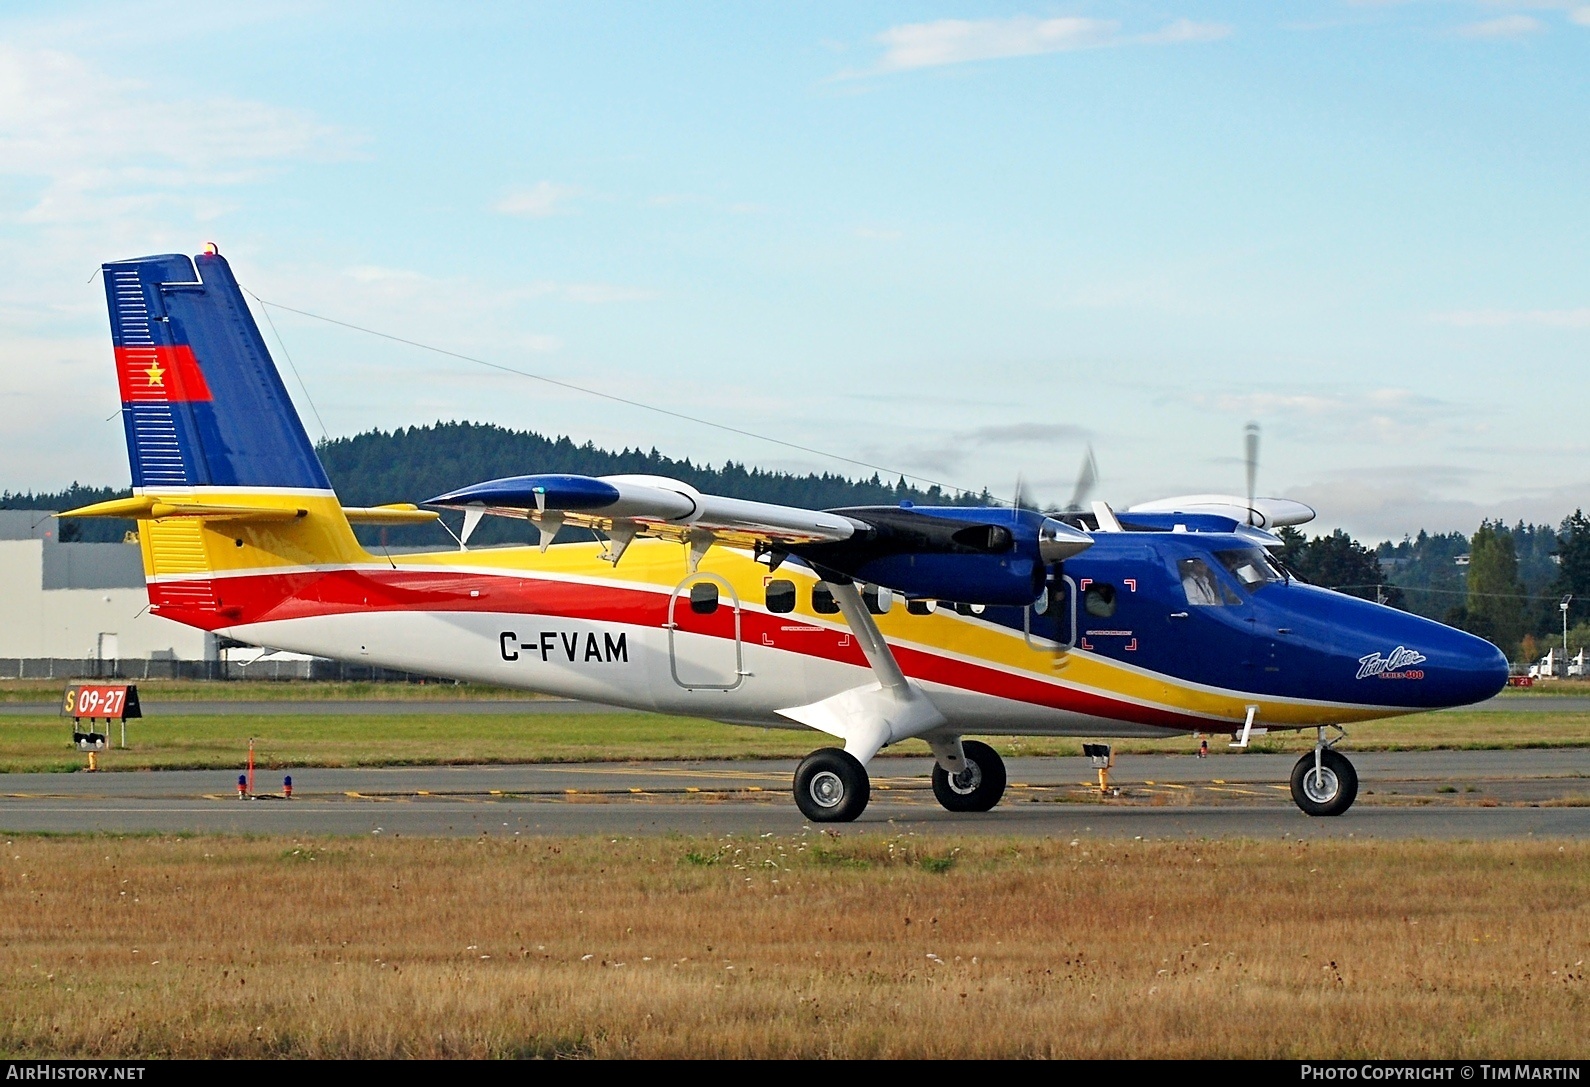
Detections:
[1214, 547, 1285, 591]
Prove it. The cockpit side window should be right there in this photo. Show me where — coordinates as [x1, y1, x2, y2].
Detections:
[1214, 547, 1284, 591]
[1179, 557, 1240, 606]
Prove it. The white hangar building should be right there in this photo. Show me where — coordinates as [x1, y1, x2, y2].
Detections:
[0, 511, 213, 676]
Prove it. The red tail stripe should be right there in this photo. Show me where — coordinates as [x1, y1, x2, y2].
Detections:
[115, 345, 213, 403]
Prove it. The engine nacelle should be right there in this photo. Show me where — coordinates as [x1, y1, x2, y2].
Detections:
[839, 551, 1047, 607]
[790, 505, 1092, 606]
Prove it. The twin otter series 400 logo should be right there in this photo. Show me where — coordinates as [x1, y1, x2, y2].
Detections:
[1356, 645, 1427, 681]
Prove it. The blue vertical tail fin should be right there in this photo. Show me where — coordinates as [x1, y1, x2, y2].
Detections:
[103, 248, 333, 494]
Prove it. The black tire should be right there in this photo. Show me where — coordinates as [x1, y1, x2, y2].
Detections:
[794, 748, 870, 822]
[1290, 748, 1358, 817]
[931, 739, 1008, 813]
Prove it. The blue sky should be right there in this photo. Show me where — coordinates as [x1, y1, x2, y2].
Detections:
[1, 1, 1587, 540]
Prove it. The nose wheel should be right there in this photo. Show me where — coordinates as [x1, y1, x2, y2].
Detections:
[794, 747, 870, 822]
[1289, 746, 1358, 816]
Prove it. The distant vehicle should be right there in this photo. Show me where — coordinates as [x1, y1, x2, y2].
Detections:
[1529, 647, 1569, 680]
[63, 248, 1509, 821]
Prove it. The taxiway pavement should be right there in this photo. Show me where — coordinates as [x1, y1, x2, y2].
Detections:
[0, 750, 1582, 839]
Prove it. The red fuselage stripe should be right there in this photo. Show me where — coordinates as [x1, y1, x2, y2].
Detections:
[153, 567, 1205, 728]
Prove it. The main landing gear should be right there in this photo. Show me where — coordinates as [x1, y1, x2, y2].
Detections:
[794, 748, 871, 822]
[931, 739, 1008, 813]
[793, 740, 1009, 823]
[1289, 728, 1358, 817]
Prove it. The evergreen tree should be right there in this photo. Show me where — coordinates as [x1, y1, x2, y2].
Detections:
[1375, 528, 1469, 621]
[1277, 527, 1404, 607]
[1459, 521, 1526, 657]
[1553, 509, 1590, 630]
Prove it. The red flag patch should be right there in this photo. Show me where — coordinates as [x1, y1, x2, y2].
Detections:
[115, 345, 213, 403]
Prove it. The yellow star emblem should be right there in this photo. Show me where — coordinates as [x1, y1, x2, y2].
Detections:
[145, 361, 165, 387]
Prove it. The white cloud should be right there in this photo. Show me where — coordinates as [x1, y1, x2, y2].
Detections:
[561, 283, 659, 304]
[495, 181, 581, 218]
[332, 265, 653, 308]
[1573, 8, 1590, 28]
[1429, 307, 1590, 328]
[1292, 476, 1590, 540]
[1453, 14, 1543, 38]
[854, 225, 903, 241]
[856, 14, 1230, 75]
[1140, 18, 1234, 45]
[0, 43, 348, 225]
[963, 422, 1088, 445]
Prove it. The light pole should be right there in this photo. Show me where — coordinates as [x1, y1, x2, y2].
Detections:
[1561, 594, 1573, 667]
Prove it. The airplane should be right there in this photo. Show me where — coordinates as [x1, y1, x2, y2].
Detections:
[63, 247, 1510, 822]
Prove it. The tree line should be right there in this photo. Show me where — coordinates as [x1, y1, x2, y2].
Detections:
[1280, 515, 1590, 664]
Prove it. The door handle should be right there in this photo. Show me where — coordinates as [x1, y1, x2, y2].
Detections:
[1169, 611, 1189, 620]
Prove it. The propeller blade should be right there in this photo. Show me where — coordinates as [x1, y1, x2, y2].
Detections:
[1243, 422, 1260, 527]
[1066, 446, 1098, 513]
[1013, 474, 1034, 512]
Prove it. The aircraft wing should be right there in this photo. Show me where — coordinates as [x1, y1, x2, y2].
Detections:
[427, 473, 861, 560]
[426, 472, 1093, 602]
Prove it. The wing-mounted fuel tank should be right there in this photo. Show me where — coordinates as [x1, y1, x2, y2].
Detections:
[789, 505, 1093, 606]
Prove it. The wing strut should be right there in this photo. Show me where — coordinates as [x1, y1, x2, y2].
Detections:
[775, 577, 948, 765]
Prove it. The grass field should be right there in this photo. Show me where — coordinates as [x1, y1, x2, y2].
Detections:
[0, 834, 1582, 1058]
[0, 679, 529, 703]
[3, 707, 1590, 773]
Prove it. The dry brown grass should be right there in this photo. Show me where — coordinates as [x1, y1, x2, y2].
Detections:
[0, 834, 1584, 1058]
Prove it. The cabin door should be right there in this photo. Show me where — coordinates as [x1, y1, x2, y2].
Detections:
[668, 573, 744, 690]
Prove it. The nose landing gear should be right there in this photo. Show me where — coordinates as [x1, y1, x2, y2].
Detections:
[1289, 728, 1358, 816]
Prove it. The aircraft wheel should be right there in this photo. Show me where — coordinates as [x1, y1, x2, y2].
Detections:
[931, 739, 1008, 813]
[1289, 748, 1358, 817]
[794, 748, 870, 822]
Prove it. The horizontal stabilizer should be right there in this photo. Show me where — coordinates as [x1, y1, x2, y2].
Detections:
[60, 496, 437, 526]
[340, 504, 440, 526]
[58, 496, 305, 522]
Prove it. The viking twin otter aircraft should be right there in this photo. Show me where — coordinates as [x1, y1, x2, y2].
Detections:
[66, 249, 1510, 822]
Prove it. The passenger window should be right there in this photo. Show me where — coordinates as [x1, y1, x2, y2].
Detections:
[1084, 583, 1117, 618]
[765, 579, 796, 614]
[812, 584, 840, 614]
[863, 585, 892, 615]
[689, 582, 719, 615]
[1179, 558, 1240, 607]
[954, 602, 974, 616]
[906, 599, 936, 616]
[1033, 587, 1050, 615]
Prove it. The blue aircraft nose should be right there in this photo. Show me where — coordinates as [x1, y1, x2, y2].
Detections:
[1394, 620, 1510, 709]
[1439, 628, 1510, 706]
[1274, 585, 1511, 710]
